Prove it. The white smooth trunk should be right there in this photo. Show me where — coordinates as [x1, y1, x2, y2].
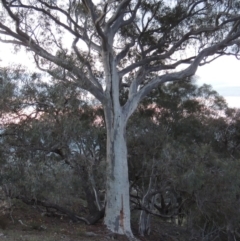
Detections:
[101, 48, 138, 239]
[103, 107, 133, 237]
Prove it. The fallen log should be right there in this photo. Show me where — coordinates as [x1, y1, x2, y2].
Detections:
[15, 195, 104, 225]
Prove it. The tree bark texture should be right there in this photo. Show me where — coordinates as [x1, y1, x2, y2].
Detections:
[103, 104, 133, 237]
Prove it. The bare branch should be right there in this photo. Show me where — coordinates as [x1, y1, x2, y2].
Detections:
[106, 0, 131, 28]
[95, 2, 108, 28]
[6, 0, 101, 52]
[147, 56, 196, 72]
[187, 0, 207, 16]
[116, 37, 135, 64]
[0, 37, 27, 46]
[119, 21, 240, 78]
[111, 0, 141, 35]
[137, 39, 237, 102]
[72, 37, 103, 91]
[82, 0, 107, 50]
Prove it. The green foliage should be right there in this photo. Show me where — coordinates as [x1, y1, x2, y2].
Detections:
[0, 69, 105, 215]
[1, 68, 240, 239]
[127, 78, 240, 239]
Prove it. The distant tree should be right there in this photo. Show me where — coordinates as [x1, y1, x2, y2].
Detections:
[1, 0, 240, 237]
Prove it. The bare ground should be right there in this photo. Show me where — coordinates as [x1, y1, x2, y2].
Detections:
[0, 201, 192, 241]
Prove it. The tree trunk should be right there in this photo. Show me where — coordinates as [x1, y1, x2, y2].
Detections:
[77, 164, 102, 216]
[139, 158, 157, 236]
[103, 106, 134, 238]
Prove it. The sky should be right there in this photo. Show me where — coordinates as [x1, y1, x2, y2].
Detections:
[0, 45, 239, 109]
[196, 56, 240, 108]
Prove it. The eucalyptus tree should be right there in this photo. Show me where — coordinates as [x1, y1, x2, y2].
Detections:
[1, 0, 240, 237]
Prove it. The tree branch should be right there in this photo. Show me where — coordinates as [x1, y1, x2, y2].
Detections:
[106, 0, 131, 28]
[111, 0, 141, 36]
[72, 37, 103, 91]
[116, 37, 135, 64]
[82, 0, 107, 51]
[5, 0, 101, 52]
[137, 39, 236, 102]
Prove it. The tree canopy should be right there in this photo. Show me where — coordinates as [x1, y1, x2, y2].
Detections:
[1, 0, 240, 104]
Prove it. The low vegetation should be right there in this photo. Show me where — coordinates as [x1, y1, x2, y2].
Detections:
[0, 68, 240, 240]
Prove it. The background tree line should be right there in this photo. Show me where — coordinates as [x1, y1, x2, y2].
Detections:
[0, 66, 240, 240]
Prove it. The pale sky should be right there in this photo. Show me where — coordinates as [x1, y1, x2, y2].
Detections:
[196, 56, 240, 108]
[0, 45, 239, 109]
